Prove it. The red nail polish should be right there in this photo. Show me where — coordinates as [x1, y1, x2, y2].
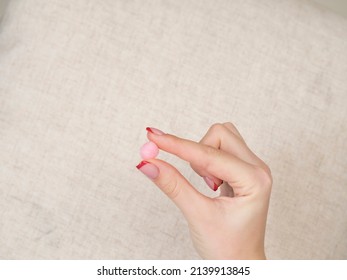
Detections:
[146, 127, 165, 135]
[136, 160, 160, 179]
[136, 160, 149, 169]
[203, 176, 219, 192]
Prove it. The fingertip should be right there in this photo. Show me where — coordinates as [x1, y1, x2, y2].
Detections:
[203, 177, 223, 191]
[136, 160, 160, 179]
[146, 127, 165, 136]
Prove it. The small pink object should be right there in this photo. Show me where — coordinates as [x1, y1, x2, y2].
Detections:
[140, 141, 159, 160]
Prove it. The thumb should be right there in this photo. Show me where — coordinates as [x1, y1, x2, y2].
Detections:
[136, 159, 207, 221]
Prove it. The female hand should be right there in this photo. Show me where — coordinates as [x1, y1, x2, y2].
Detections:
[136, 123, 272, 259]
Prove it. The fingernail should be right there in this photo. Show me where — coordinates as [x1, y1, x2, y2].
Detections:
[136, 160, 160, 179]
[146, 127, 165, 136]
[203, 176, 218, 191]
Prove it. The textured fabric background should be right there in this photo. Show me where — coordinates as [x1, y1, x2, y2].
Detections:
[0, 0, 346, 259]
[0, 1, 9, 22]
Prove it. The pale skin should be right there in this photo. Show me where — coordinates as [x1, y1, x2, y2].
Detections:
[137, 123, 272, 260]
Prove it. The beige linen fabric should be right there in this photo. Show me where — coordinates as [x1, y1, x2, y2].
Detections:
[0, 1, 9, 22]
[0, 0, 347, 259]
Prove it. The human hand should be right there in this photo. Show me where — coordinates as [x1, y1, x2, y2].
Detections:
[136, 123, 272, 259]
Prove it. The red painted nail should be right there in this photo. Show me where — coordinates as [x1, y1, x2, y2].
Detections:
[203, 177, 219, 192]
[136, 160, 160, 179]
[136, 160, 149, 169]
[146, 127, 165, 135]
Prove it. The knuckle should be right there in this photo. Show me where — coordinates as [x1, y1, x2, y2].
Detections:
[198, 145, 218, 169]
[204, 144, 217, 156]
[209, 123, 224, 134]
[160, 176, 181, 200]
[253, 165, 273, 191]
[223, 121, 236, 129]
[262, 163, 272, 178]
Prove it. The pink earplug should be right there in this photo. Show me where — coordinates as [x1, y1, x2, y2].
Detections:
[140, 141, 159, 160]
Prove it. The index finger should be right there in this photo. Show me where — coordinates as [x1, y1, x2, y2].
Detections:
[147, 130, 261, 195]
